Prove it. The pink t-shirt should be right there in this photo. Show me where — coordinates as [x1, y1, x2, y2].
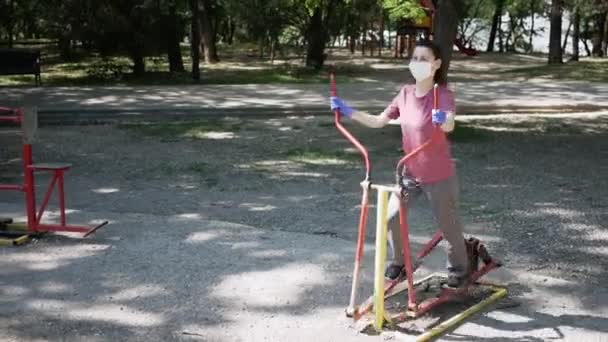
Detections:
[382, 84, 456, 184]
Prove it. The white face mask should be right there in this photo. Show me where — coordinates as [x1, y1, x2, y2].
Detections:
[409, 61, 433, 81]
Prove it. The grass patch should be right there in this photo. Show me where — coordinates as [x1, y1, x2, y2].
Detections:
[317, 121, 336, 128]
[0, 63, 360, 86]
[0, 44, 363, 86]
[188, 162, 211, 174]
[286, 147, 359, 165]
[500, 58, 608, 82]
[117, 120, 240, 139]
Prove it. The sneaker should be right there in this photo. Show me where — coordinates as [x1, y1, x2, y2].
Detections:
[384, 264, 405, 281]
[446, 273, 466, 288]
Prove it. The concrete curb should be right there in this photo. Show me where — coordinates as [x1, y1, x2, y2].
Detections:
[37, 104, 608, 114]
[33, 104, 608, 125]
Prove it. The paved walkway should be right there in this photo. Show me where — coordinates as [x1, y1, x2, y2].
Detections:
[2, 202, 608, 342]
[1, 80, 607, 117]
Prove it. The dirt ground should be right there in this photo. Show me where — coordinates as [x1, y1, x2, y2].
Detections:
[1, 111, 608, 341]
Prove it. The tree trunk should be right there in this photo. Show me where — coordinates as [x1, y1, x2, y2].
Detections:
[190, 0, 201, 81]
[487, 0, 504, 52]
[200, 0, 219, 63]
[548, 0, 563, 64]
[361, 22, 367, 56]
[58, 35, 72, 61]
[562, 22, 572, 53]
[349, 35, 356, 54]
[305, 6, 328, 70]
[528, 0, 535, 52]
[167, 3, 185, 73]
[130, 47, 146, 75]
[270, 37, 277, 63]
[379, 14, 385, 56]
[498, 14, 504, 52]
[370, 22, 377, 57]
[505, 13, 515, 52]
[7, 0, 14, 48]
[394, 35, 399, 57]
[583, 17, 592, 56]
[582, 39, 592, 56]
[227, 17, 235, 45]
[572, 7, 580, 61]
[258, 36, 265, 58]
[592, 11, 606, 57]
[603, 12, 608, 56]
[433, 0, 460, 84]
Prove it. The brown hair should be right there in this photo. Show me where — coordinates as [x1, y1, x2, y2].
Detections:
[415, 39, 446, 85]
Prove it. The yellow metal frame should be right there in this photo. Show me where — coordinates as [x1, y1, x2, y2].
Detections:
[416, 286, 507, 342]
[0, 222, 32, 246]
[373, 189, 390, 330]
[368, 189, 508, 340]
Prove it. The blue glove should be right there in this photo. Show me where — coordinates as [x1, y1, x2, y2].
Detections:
[330, 96, 354, 118]
[432, 109, 446, 125]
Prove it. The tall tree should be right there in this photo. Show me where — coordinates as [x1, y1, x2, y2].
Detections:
[548, 0, 563, 64]
[199, 0, 219, 63]
[456, 0, 489, 49]
[603, 12, 608, 56]
[582, 16, 593, 56]
[303, 0, 345, 70]
[305, 5, 327, 69]
[591, 1, 607, 56]
[190, 0, 201, 81]
[433, 0, 461, 83]
[572, 4, 580, 60]
[6, 0, 15, 48]
[528, 0, 536, 52]
[487, 0, 505, 52]
[165, 1, 185, 73]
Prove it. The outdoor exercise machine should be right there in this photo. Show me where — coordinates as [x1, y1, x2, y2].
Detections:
[0, 106, 107, 246]
[330, 73, 506, 340]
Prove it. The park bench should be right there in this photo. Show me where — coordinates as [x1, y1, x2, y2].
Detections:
[0, 48, 42, 86]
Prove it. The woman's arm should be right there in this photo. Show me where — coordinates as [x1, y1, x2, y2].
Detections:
[330, 89, 401, 129]
[351, 110, 393, 128]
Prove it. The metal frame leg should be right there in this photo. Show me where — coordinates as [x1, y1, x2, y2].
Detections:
[347, 183, 371, 316]
[373, 189, 390, 331]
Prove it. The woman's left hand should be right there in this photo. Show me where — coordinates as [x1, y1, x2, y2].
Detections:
[432, 109, 446, 125]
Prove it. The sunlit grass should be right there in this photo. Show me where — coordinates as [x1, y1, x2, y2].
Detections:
[0, 44, 361, 86]
[116, 120, 240, 139]
[285, 147, 359, 165]
[500, 58, 608, 82]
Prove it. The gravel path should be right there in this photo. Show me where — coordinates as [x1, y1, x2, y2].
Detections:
[1, 112, 607, 341]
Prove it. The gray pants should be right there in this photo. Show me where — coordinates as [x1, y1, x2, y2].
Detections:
[386, 175, 468, 276]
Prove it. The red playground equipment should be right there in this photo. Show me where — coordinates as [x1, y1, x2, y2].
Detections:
[330, 73, 506, 340]
[454, 37, 478, 56]
[395, 1, 479, 58]
[0, 106, 107, 245]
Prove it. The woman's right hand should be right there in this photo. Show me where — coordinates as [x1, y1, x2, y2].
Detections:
[330, 96, 354, 118]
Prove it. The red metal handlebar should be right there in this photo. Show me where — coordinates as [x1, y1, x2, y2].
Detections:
[331, 72, 371, 181]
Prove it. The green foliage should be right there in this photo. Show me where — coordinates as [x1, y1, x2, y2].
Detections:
[3, 0, 606, 79]
[383, 0, 425, 22]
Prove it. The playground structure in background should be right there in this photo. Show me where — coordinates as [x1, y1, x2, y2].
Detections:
[0, 106, 107, 246]
[394, 0, 478, 58]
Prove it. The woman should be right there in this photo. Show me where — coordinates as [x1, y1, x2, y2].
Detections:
[330, 40, 469, 287]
